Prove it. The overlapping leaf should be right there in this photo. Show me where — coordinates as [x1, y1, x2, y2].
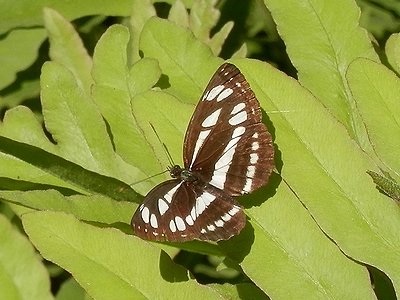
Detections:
[0, 214, 53, 300]
[22, 211, 226, 300]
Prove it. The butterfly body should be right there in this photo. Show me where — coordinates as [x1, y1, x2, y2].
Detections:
[131, 63, 274, 242]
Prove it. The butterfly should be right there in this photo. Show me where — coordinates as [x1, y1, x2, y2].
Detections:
[131, 63, 274, 242]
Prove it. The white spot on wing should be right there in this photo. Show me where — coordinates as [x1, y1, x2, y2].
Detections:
[209, 131, 244, 189]
[232, 126, 245, 138]
[247, 165, 256, 178]
[158, 198, 169, 215]
[202, 90, 209, 100]
[243, 178, 252, 193]
[150, 214, 158, 228]
[216, 136, 241, 168]
[192, 192, 216, 217]
[228, 206, 240, 216]
[250, 153, 259, 164]
[215, 219, 224, 227]
[185, 215, 194, 226]
[243, 165, 256, 195]
[202, 192, 216, 205]
[195, 196, 206, 215]
[221, 213, 232, 222]
[169, 220, 177, 232]
[216, 88, 233, 102]
[209, 171, 226, 190]
[190, 207, 197, 221]
[252, 141, 259, 151]
[164, 182, 182, 203]
[141, 207, 150, 223]
[229, 110, 247, 125]
[224, 136, 241, 155]
[207, 224, 216, 231]
[206, 85, 224, 101]
[202, 108, 221, 128]
[210, 140, 238, 188]
[175, 216, 186, 231]
[231, 103, 245, 115]
[190, 129, 211, 167]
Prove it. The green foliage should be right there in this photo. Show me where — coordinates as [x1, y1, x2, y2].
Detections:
[0, 0, 400, 299]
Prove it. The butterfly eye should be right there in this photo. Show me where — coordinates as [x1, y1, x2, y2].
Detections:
[131, 63, 274, 242]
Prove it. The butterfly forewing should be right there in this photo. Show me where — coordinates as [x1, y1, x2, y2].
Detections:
[183, 63, 274, 195]
[131, 63, 274, 242]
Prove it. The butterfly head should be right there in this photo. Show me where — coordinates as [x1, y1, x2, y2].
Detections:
[169, 165, 197, 183]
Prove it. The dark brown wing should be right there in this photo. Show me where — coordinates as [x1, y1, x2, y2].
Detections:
[131, 180, 245, 242]
[183, 63, 274, 196]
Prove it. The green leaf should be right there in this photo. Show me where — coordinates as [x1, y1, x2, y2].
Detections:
[263, 0, 379, 146]
[139, 17, 222, 102]
[232, 59, 400, 297]
[223, 179, 376, 299]
[189, 0, 220, 42]
[0, 190, 136, 225]
[0, 106, 56, 151]
[131, 91, 194, 182]
[357, 1, 400, 41]
[347, 58, 400, 178]
[210, 282, 268, 300]
[0, 104, 139, 198]
[385, 33, 400, 75]
[208, 21, 234, 56]
[231, 44, 248, 59]
[44, 8, 93, 96]
[169, 0, 233, 56]
[0, 80, 41, 112]
[92, 25, 162, 187]
[0, 136, 139, 201]
[56, 277, 89, 300]
[0, 1, 135, 34]
[40, 61, 120, 178]
[168, 0, 190, 28]
[22, 211, 226, 300]
[0, 213, 53, 300]
[0, 28, 46, 89]
[129, 0, 156, 63]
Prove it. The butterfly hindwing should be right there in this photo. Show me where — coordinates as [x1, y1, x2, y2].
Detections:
[131, 179, 245, 242]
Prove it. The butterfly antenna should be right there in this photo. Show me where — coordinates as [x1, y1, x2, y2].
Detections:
[118, 168, 170, 192]
[149, 122, 175, 166]
[129, 169, 169, 186]
[122, 123, 173, 191]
